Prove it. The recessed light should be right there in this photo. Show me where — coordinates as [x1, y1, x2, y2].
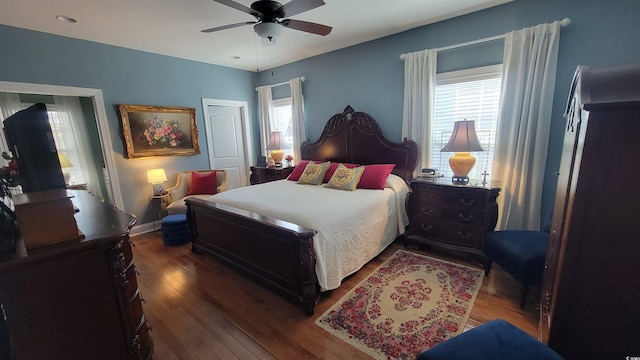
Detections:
[55, 15, 78, 23]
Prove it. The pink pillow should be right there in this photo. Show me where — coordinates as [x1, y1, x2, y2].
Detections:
[357, 164, 396, 190]
[323, 162, 360, 183]
[287, 160, 310, 181]
[187, 171, 218, 195]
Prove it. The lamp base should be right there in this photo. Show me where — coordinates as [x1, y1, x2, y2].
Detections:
[152, 183, 166, 196]
[448, 152, 476, 185]
[451, 175, 470, 185]
[270, 149, 284, 166]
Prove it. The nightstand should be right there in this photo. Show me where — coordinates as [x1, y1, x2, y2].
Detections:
[250, 166, 295, 185]
[149, 194, 169, 229]
[405, 178, 500, 266]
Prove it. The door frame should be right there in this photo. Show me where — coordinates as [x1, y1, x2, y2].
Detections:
[0, 81, 124, 210]
[201, 98, 254, 187]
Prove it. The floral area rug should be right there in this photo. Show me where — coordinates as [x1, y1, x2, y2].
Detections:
[315, 250, 484, 360]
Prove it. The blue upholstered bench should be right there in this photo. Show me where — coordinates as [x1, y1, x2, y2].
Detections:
[416, 319, 563, 360]
[160, 214, 190, 246]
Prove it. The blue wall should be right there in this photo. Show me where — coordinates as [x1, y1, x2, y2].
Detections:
[0, 24, 257, 224]
[1, 0, 639, 226]
[257, 0, 640, 217]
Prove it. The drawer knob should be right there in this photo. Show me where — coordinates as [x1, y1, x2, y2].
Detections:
[459, 198, 475, 206]
[421, 224, 433, 232]
[422, 208, 434, 216]
[458, 214, 474, 222]
[422, 193, 434, 200]
[457, 231, 472, 239]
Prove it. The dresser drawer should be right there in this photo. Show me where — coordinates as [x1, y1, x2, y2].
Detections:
[413, 184, 487, 209]
[122, 261, 139, 298]
[414, 203, 486, 227]
[410, 218, 483, 248]
[129, 289, 145, 329]
[136, 318, 154, 357]
[107, 239, 135, 287]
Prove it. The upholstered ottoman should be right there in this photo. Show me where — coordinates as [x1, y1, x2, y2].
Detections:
[160, 214, 190, 245]
[416, 319, 563, 360]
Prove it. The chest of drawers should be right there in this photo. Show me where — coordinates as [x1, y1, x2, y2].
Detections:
[250, 166, 295, 185]
[0, 190, 153, 360]
[406, 179, 500, 265]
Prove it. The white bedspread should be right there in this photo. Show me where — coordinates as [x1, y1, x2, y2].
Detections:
[207, 174, 409, 291]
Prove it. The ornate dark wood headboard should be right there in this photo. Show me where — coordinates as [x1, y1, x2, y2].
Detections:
[300, 105, 419, 181]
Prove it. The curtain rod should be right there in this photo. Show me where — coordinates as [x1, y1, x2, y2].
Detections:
[256, 76, 305, 91]
[400, 18, 571, 60]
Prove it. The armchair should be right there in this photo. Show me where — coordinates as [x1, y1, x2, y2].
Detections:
[165, 170, 227, 215]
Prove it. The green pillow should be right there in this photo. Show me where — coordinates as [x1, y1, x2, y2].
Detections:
[297, 161, 331, 185]
[324, 164, 365, 191]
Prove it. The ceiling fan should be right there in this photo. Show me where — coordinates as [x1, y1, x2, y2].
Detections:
[202, 0, 332, 41]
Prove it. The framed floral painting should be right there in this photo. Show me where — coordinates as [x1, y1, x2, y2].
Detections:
[118, 104, 200, 158]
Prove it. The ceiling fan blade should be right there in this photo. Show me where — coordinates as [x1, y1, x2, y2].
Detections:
[201, 21, 257, 33]
[281, 19, 332, 36]
[213, 0, 262, 18]
[281, 0, 326, 18]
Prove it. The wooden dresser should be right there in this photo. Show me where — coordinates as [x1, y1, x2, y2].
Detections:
[249, 165, 295, 185]
[540, 64, 640, 359]
[0, 190, 153, 360]
[405, 178, 500, 265]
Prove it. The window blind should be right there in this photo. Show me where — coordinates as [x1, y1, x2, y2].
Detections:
[272, 98, 293, 158]
[431, 65, 502, 182]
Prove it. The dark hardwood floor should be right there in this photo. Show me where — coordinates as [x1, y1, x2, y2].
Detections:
[131, 232, 539, 360]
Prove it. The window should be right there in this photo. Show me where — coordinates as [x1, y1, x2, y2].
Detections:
[272, 98, 294, 159]
[46, 105, 86, 185]
[431, 65, 502, 183]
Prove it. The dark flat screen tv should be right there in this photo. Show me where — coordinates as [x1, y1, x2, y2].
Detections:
[3, 103, 66, 193]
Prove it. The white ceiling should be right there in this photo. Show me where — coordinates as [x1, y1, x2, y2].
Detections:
[0, 0, 511, 72]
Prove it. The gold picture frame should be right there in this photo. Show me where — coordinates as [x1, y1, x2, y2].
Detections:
[118, 104, 200, 158]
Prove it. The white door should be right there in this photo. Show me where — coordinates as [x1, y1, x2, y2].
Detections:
[202, 99, 253, 189]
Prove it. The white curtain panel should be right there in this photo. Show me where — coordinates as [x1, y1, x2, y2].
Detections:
[289, 77, 306, 165]
[401, 49, 437, 175]
[53, 96, 103, 198]
[256, 85, 274, 158]
[0, 92, 24, 156]
[493, 21, 561, 230]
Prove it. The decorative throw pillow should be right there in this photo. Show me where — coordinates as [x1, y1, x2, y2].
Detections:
[323, 162, 360, 183]
[187, 171, 218, 195]
[324, 164, 365, 191]
[287, 160, 310, 181]
[357, 164, 396, 190]
[297, 161, 330, 185]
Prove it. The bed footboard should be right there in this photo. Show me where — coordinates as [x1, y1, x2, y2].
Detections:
[185, 197, 319, 315]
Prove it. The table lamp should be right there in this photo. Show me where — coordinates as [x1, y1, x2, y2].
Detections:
[147, 168, 168, 195]
[441, 120, 484, 185]
[58, 153, 73, 185]
[266, 131, 285, 167]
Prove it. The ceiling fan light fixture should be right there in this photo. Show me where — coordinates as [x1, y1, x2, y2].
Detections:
[254, 22, 283, 40]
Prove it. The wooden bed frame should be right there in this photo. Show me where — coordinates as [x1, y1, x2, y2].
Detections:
[185, 105, 418, 314]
